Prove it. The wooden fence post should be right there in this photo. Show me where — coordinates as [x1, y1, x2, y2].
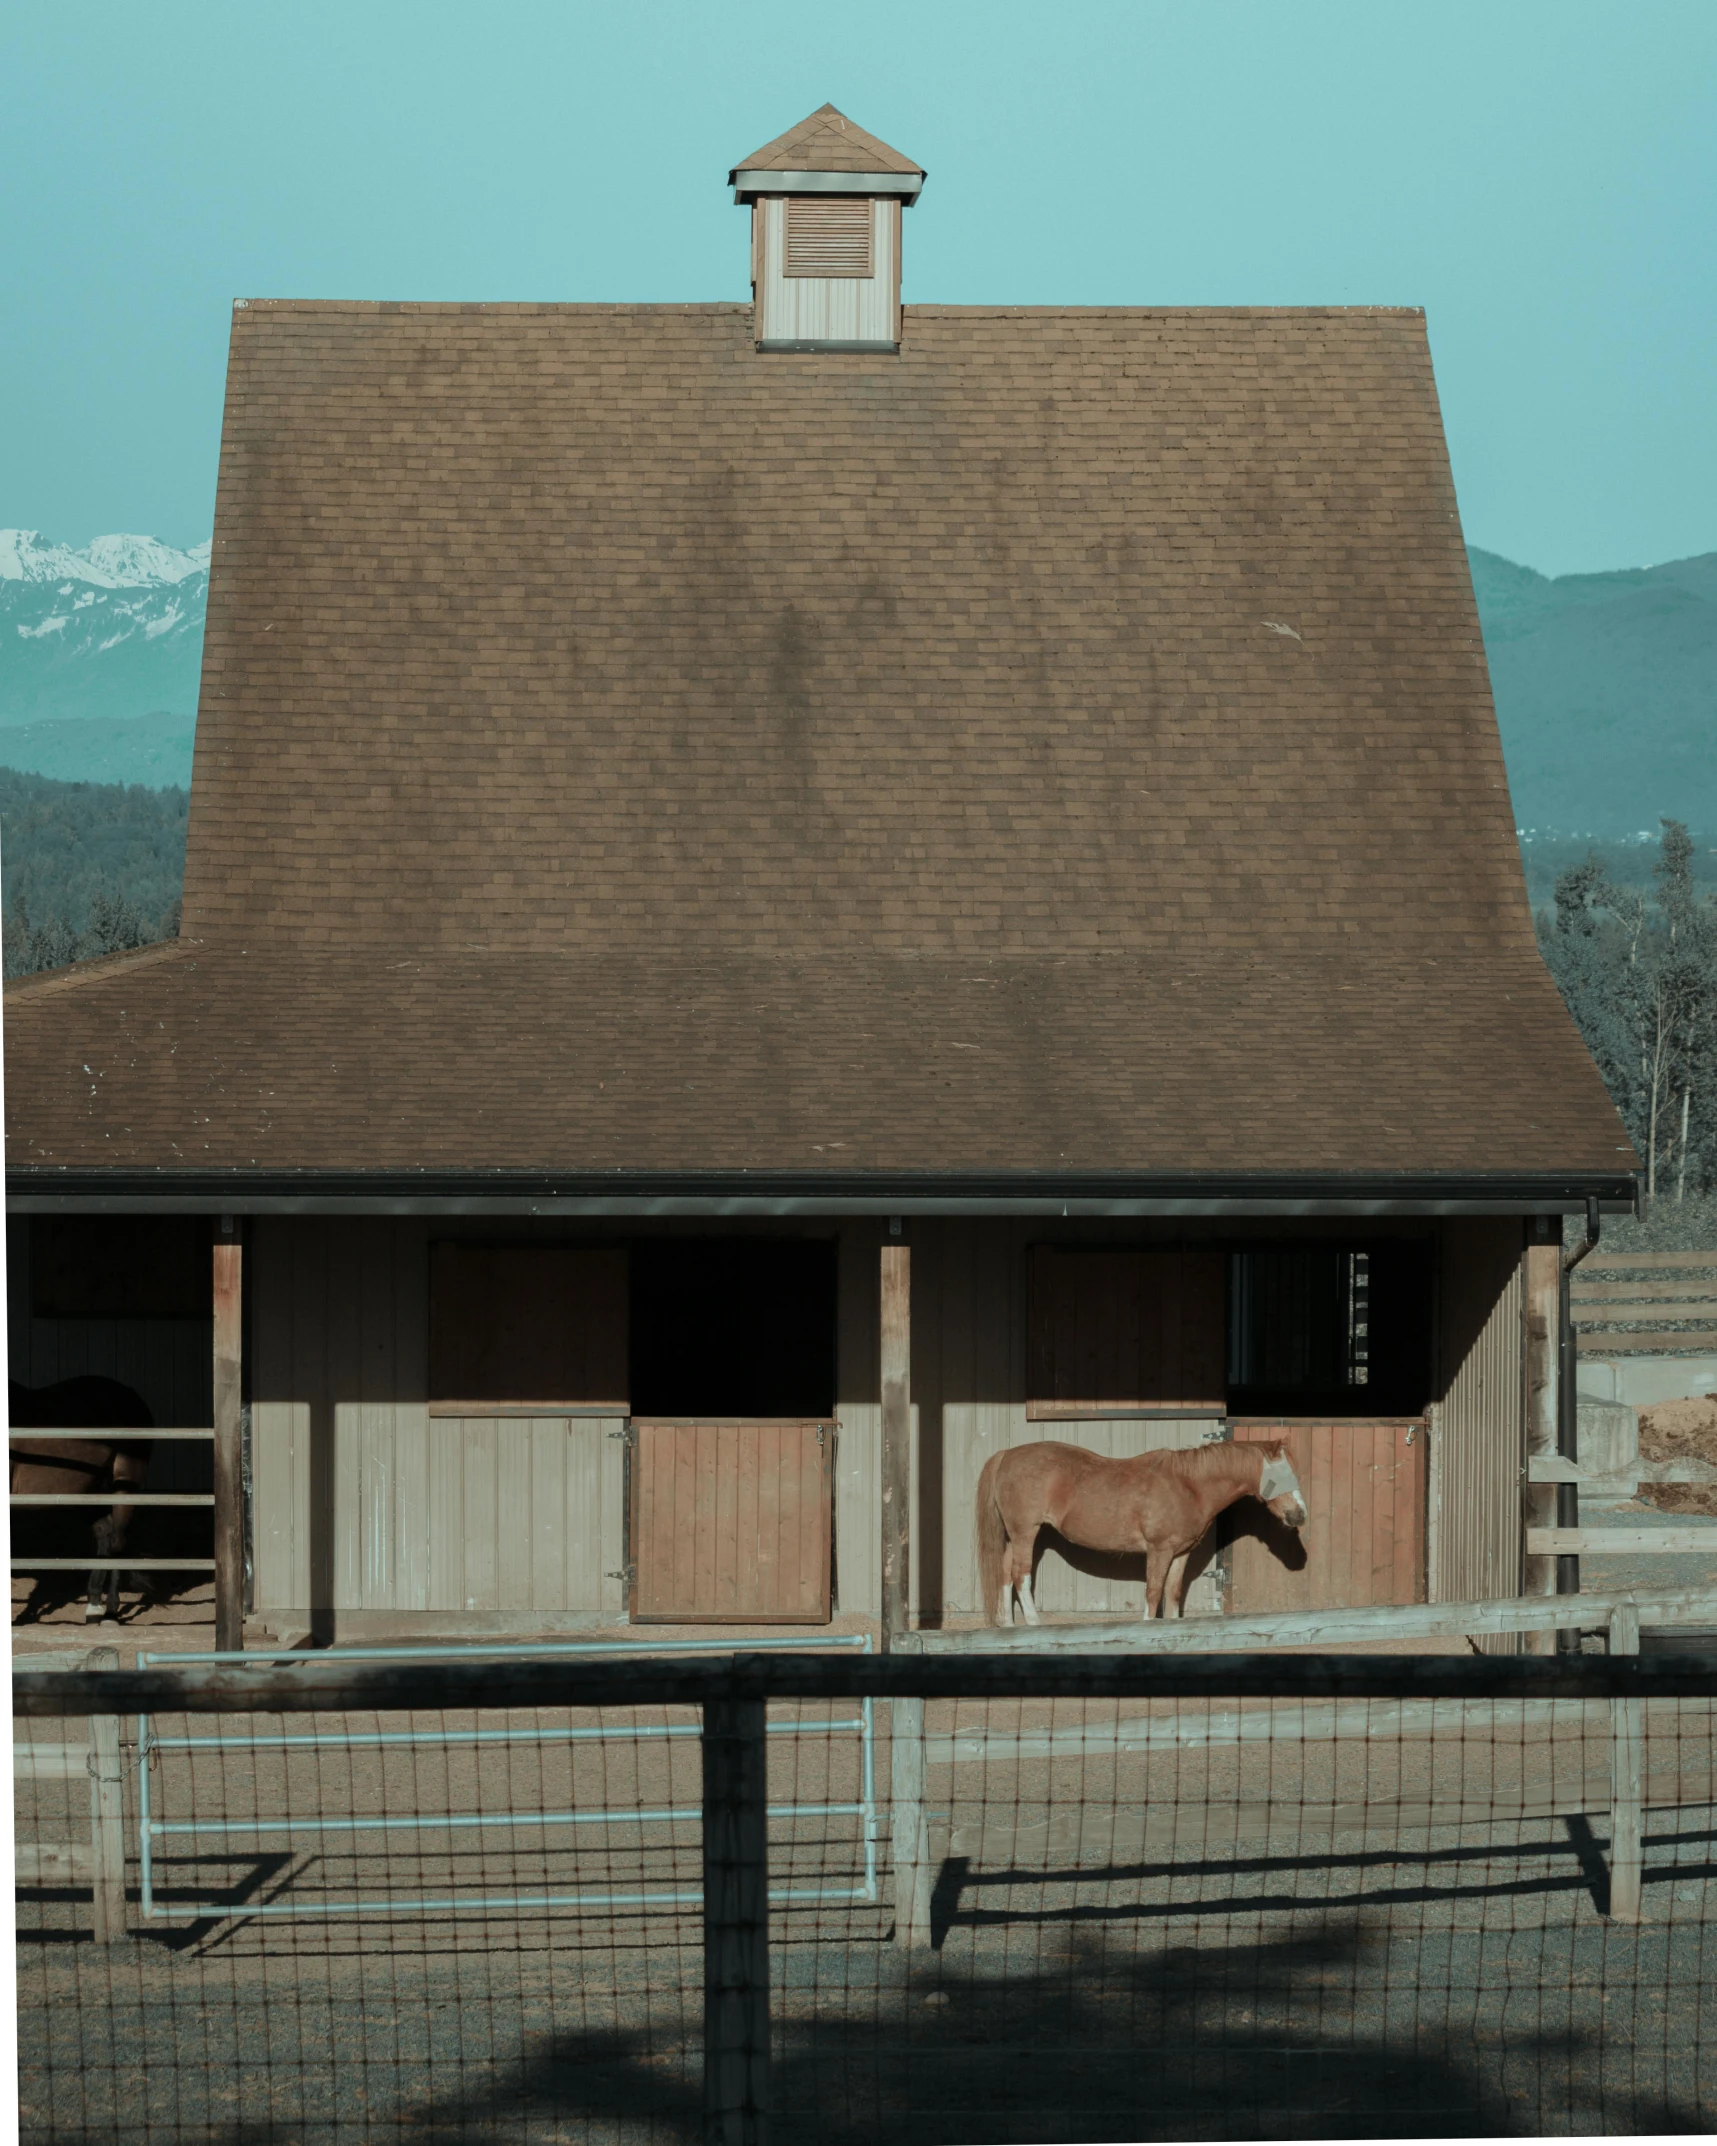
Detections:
[1608, 1600, 1643, 1922]
[702, 1697, 770, 2146]
[880, 1241, 911, 1651]
[84, 1645, 127, 1943]
[890, 1682, 934, 1949]
[213, 1237, 244, 1654]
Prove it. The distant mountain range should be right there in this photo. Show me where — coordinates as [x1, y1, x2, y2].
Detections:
[0, 530, 206, 787]
[1, 526, 1712, 837]
[1470, 546, 1717, 843]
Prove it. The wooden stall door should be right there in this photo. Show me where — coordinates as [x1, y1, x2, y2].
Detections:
[1225, 1421, 1426, 1614]
[631, 1421, 833, 1623]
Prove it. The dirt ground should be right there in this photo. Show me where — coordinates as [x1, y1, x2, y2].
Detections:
[13, 1684, 1717, 2142]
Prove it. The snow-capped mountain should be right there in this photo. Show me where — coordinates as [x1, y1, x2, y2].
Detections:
[0, 529, 209, 786]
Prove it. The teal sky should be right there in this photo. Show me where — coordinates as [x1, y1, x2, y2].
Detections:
[1, 0, 1712, 577]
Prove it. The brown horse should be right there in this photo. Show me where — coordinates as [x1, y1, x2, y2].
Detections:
[9, 1376, 155, 1622]
[976, 1438, 1309, 1625]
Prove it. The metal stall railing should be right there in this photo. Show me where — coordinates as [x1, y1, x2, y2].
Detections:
[8, 1425, 217, 1591]
[134, 1634, 878, 1922]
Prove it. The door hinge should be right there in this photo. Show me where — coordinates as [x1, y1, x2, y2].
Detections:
[605, 1563, 637, 1583]
[606, 1426, 636, 1447]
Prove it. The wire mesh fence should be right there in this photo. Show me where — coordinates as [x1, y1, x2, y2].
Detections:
[12, 1645, 1717, 2142]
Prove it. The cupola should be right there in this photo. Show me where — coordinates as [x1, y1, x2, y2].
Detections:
[730, 104, 925, 353]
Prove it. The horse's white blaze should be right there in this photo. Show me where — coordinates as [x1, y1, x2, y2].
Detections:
[1259, 1453, 1304, 1507]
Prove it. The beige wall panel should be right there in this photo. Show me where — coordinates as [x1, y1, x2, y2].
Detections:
[461, 1420, 500, 1612]
[427, 1415, 467, 1612]
[835, 1222, 881, 1615]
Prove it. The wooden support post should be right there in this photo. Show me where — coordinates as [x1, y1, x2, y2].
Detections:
[702, 1698, 770, 2146]
[879, 1240, 911, 1651]
[85, 1645, 126, 1944]
[1523, 1234, 1561, 1654]
[212, 1238, 244, 1654]
[1608, 1600, 1643, 1922]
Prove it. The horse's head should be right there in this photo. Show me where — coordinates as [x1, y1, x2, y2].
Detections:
[1257, 1442, 1307, 1531]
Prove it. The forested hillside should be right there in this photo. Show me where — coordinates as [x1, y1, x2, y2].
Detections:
[0, 769, 186, 976]
[1539, 821, 1717, 1202]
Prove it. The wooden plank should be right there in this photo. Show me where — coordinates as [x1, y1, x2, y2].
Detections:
[212, 1241, 244, 1653]
[7, 1429, 215, 1442]
[1576, 1302, 1717, 1325]
[1609, 1601, 1643, 1922]
[1529, 1527, 1717, 1555]
[12, 1743, 89, 1781]
[9, 1494, 214, 1507]
[11, 1557, 216, 1572]
[1530, 1454, 1717, 1486]
[14, 1843, 96, 1884]
[1572, 1279, 1717, 1303]
[702, 1698, 770, 2146]
[880, 1243, 911, 1647]
[18, 1650, 1717, 1722]
[1577, 1328, 1717, 1354]
[917, 1584, 1717, 1652]
[1578, 1251, 1717, 1273]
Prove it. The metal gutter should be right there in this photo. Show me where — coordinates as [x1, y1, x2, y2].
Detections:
[5, 1167, 1642, 1219]
[729, 169, 925, 202]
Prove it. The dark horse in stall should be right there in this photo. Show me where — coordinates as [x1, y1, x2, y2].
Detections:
[9, 1376, 155, 1622]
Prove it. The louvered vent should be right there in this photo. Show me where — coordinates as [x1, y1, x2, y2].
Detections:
[783, 197, 874, 279]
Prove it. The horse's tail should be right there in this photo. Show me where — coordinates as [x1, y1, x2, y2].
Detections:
[975, 1451, 1008, 1624]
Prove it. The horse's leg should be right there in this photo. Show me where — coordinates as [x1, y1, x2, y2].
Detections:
[89, 1513, 115, 1622]
[1162, 1550, 1191, 1620]
[1017, 1566, 1041, 1627]
[1143, 1552, 1166, 1620]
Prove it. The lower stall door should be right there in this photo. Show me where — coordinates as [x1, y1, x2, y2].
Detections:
[630, 1420, 833, 1623]
[1225, 1420, 1426, 1613]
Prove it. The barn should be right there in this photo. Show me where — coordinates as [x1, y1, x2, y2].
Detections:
[5, 105, 1636, 1649]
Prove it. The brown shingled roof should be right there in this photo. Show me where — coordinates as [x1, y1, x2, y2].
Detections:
[3, 298, 1634, 1192]
[732, 102, 922, 177]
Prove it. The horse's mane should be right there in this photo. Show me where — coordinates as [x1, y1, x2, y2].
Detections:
[1145, 1440, 1282, 1478]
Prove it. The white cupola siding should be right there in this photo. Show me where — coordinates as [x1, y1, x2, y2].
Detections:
[752, 195, 901, 350]
[729, 102, 925, 354]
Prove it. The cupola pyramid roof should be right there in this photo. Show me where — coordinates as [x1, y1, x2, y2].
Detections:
[730, 102, 922, 179]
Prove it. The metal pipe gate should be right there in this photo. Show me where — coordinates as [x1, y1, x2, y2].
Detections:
[135, 1634, 878, 1923]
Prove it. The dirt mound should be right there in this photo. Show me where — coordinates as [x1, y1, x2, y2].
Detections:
[1638, 1397, 1717, 1516]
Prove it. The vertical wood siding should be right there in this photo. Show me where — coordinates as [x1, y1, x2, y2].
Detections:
[1226, 1422, 1425, 1613]
[630, 1422, 832, 1623]
[754, 197, 899, 345]
[1435, 1219, 1526, 1615]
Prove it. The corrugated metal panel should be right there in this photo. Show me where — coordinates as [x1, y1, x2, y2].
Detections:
[630, 1420, 832, 1622]
[754, 197, 898, 345]
[1226, 1421, 1424, 1613]
[1435, 1220, 1524, 1627]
